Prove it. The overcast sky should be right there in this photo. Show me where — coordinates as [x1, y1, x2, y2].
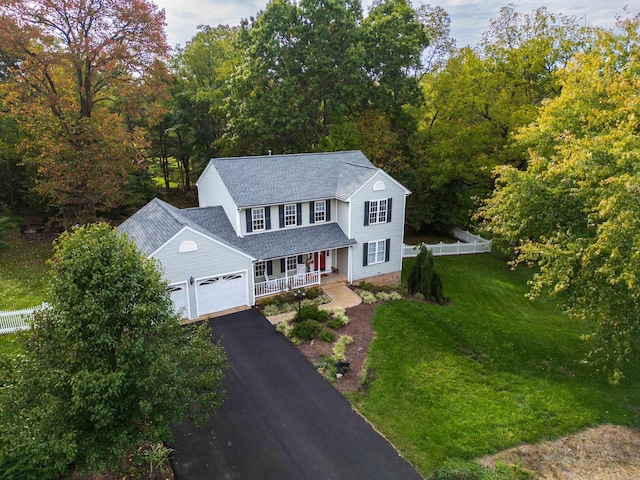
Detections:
[153, 0, 630, 50]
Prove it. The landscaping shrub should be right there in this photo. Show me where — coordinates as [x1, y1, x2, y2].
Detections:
[291, 320, 323, 342]
[376, 291, 391, 301]
[275, 320, 293, 338]
[407, 246, 447, 304]
[305, 285, 323, 300]
[298, 304, 330, 322]
[355, 289, 377, 305]
[314, 354, 338, 382]
[389, 291, 403, 300]
[319, 330, 335, 342]
[327, 307, 349, 330]
[332, 335, 354, 361]
[262, 304, 282, 316]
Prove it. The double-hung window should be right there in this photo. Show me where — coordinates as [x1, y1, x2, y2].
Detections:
[368, 199, 387, 224]
[255, 261, 266, 277]
[286, 256, 297, 271]
[284, 204, 297, 227]
[252, 207, 265, 232]
[314, 201, 326, 223]
[367, 240, 386, 265]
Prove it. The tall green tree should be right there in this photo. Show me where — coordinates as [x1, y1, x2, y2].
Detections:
[361, 0, 429, 112]
[227, 0, 366, 154]
[0, 224, 228, 476]
[408, 7, 590, 232]
[478, 16, 640, 383]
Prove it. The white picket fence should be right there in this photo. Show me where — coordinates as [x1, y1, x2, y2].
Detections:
[403, 228, 491, 258]
[0, 304, 47, 334]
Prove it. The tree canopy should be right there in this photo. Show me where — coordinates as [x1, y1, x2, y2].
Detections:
[0, 223, 228, 476]
[0, 0, 170, 222]
[478, 16, 640, 383]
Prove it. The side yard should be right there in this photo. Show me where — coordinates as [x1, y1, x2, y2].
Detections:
[0, 230, 51, 310]
[345, 254, 640, 476]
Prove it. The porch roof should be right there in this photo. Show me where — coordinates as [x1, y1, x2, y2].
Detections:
[238, 223, 356, 261]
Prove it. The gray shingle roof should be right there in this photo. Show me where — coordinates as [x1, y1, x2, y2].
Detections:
[184, 207, 355, 260]
[200, 150, 380, 207]
[118, 198, 184, 255]
[119, 198, 355, 261]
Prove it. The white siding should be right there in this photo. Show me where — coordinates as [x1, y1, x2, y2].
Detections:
[348, 171, 407, 282]
[336, 199, 350, 238]
[196, 165, 240, 235]
[154, 228, 253, 318]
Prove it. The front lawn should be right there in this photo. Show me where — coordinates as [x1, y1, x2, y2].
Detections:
[349, 253, 640, 476]
[0, 230, 52, 310]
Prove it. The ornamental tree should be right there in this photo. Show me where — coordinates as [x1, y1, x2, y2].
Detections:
[0, 223, 228, 476]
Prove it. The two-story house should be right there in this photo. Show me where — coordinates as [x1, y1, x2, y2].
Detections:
[119, 151, 410, 319]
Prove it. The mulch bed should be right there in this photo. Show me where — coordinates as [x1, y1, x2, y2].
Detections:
[296, 302, 377, 394]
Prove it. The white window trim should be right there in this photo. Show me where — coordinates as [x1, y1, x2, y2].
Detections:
[255, 261, 266, 277]
[252, 207, 266, 232]
[286, 256, 297, 271]
[284, 204, 297, 227]
[368, 240, 386, 265]
[314, 201, 326, 223]
[179, 240, 198, 253]
[369, 199, 387, 224]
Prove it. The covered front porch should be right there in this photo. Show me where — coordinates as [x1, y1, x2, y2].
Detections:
[254, 248, 348, 298]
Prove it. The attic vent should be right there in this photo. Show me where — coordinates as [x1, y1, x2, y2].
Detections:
[179, 240, 198, 253]
[373, 180, 385, 191]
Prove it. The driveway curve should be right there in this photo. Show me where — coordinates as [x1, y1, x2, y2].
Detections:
[170, 308, 422, 480]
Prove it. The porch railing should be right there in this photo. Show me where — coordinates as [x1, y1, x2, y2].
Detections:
[255, 271, 320, 297]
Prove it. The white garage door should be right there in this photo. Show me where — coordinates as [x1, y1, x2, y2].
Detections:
[197, 273, 247, 316]
[168, 284, 188, 318]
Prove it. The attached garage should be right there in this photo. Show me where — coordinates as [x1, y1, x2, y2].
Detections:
[168, 284, 189, 318]
[197, 272, 248, 316]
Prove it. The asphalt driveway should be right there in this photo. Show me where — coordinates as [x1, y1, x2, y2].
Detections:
[170, 308, 422, 480]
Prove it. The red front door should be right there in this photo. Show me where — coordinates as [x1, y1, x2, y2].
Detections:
[314, 251, 326, 271]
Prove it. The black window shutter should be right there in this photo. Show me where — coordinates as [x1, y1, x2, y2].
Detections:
[364, 201, 370, 226]
[326, 199, 331, 221]
[246, 209, 253, 233]
[385, 239, 391, 262]
[387, 198, 392, 223]
[362, 242, 369, 266]
[265, 206, 272, 230]
[280, 258, 285, 272]
[309, 201, 315, 224]
[267, 260, 273, 276]
[296, 203, 302, 225]
[297, 255, 303, 264]
[279, 205, 285, 228]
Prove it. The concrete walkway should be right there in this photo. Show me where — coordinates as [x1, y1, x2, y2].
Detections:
[266, 283, 361, 324]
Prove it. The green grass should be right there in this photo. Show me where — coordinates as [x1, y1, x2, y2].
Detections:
[0, 333, 23, 357]
[0, 230, 52, 310]
[350, 253, 640, 476]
